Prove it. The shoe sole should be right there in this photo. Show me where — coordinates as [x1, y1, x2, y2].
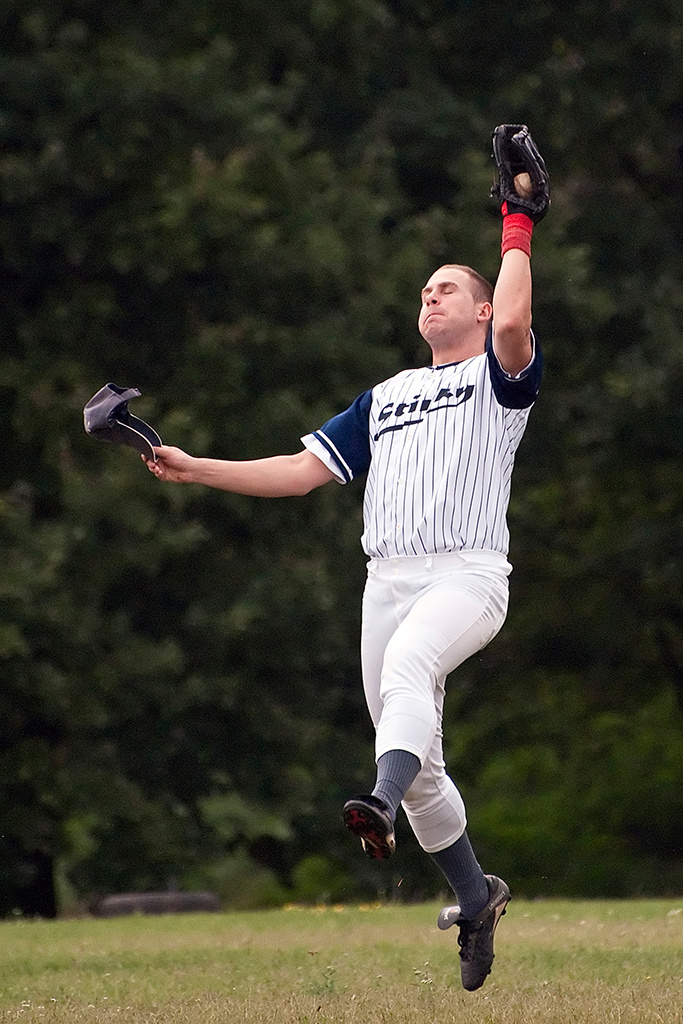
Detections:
[343, 803, 395, 860]
[485, 879, 511, 940]
[491, 898, 509, 933]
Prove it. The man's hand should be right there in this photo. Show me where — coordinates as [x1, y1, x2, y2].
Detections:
[143, 445, 196, 483]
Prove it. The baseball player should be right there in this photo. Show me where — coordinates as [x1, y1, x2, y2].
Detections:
[144, 125, 549, 992]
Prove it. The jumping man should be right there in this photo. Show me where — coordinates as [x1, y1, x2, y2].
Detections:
[144, 125, 550, 991]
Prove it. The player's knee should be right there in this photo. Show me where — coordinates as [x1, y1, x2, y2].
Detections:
[402, 769, 444, 811]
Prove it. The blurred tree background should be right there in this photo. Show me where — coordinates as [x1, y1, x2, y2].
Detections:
[1, 0, 682, 916]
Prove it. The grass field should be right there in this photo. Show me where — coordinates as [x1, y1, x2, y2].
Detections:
[1, 898, 682, 1023]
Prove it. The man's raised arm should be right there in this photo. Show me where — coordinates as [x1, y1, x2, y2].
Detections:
[489, 124, 550, 377]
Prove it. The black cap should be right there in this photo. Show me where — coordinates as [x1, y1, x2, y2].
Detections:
[83, 383, 162, 460]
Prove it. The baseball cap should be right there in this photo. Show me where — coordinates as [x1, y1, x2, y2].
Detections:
[83, 383, 162, 460]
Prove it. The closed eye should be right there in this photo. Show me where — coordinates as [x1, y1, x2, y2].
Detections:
[421, 283, 457, 302]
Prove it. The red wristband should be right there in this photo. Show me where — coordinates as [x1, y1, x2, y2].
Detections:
[501, 208, 534, 258]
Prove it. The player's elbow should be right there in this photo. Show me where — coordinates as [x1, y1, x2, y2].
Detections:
[291, 476, 319, 496]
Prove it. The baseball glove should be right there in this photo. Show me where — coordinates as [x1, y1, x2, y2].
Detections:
[491, 124, 550, 222]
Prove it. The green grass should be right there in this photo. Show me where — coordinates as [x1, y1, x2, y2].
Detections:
[1, 899, 682, 1022]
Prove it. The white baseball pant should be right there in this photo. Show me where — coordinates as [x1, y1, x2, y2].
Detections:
[360, 550, 510, 854]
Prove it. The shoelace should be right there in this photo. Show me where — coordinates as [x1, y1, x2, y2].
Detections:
[457, 921, 479, 952]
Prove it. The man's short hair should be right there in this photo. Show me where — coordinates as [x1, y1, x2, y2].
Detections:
[438, 264, 494, 307]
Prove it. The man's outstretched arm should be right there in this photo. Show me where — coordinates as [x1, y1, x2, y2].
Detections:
[144, 445, 337, 496]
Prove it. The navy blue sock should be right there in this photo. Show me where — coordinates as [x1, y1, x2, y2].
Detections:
[371, 750, 421, 822]
[430, 831, 489, 918]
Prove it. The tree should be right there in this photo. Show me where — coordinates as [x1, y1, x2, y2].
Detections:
[2, 0, 682, 912]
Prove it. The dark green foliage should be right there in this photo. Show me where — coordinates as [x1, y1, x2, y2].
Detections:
[1, 0, 682, 913]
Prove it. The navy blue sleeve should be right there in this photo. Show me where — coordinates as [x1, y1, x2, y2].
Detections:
[310, 389, 373, 481]
[486, 327, 543, 409]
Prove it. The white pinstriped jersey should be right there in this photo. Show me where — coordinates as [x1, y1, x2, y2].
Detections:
[302, 329, 542, 559]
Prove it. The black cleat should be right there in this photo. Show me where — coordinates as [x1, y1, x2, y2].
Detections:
[342, 795, 396, 860]
[437, 874, 510, 991]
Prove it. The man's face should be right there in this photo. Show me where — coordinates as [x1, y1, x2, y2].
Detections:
[417, 268, 486, 343]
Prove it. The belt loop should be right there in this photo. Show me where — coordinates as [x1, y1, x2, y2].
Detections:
[425, 555, 433, 570]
